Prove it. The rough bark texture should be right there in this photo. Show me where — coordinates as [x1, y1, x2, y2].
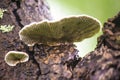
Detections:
[0, 0, 120, 80]
[0, 0, 52, 80]
[71, 13, 120, 80]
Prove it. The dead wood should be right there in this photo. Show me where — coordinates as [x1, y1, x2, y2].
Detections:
[0, 0, 120, 80]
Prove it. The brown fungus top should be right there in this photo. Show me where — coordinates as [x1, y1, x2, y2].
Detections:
[19, 15, 101, 46]
[5, 51, 29, 66]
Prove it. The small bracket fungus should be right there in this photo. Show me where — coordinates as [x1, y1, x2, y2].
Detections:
[4, 51, 29, 66]
[19, 15, 101, 46]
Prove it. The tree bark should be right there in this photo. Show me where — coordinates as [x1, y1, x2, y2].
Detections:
[0, 0, 120, 80]
[72, 13, 120, 80]
[0, 0, 52, 80]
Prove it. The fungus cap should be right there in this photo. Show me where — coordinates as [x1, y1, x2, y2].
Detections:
[19, 15, 101, 46]
[4, 51, 29, 66]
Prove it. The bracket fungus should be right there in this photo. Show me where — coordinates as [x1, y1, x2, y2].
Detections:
[4, 51, 29, 66]
[19, 15, 101, 46]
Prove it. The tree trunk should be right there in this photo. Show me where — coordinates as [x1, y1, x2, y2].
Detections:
[0, 0, 120, 80]
[72, 13, 120, 80]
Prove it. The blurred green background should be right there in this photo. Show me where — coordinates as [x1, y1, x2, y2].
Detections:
[47, 0, 120, 57]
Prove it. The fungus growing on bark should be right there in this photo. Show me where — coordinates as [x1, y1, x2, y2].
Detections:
[19, 15, 101, 46]
[4, 51, 29, 66]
